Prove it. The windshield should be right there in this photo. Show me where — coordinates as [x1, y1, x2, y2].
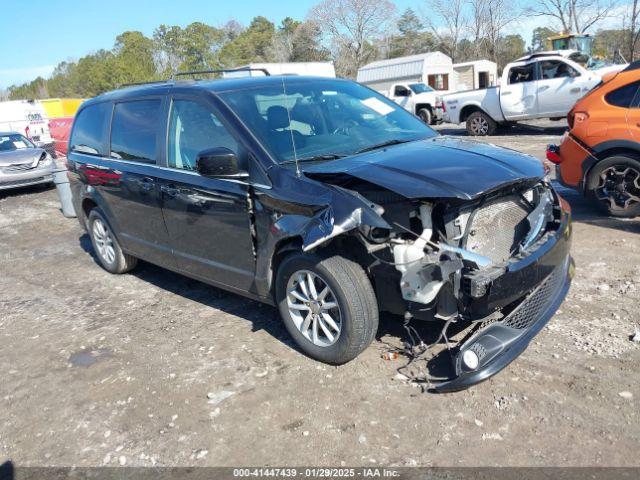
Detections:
[218, 79, 437, 163]
[409, 83, 433, 94]
[0, 134, 35, 152]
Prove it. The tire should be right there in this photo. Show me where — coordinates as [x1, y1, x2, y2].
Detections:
[466, 110, 497, 136]
[417, 108, 432, 125]
[585, 155, 640, 218]
[275, 252, 378, 364]
[87, 208, 138, 274]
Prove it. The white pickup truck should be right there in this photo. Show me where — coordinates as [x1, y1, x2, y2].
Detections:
[383, 82, 442, 125]
[442, 53, 604, 135]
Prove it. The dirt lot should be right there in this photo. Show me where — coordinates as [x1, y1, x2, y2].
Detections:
[1, 122, 639, 467]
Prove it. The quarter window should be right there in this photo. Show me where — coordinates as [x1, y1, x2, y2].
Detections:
[168, 100, 238, 171]
[605, 81, 640, 108]
[110, 100, 162, 163]
[69, 102, 111, 156]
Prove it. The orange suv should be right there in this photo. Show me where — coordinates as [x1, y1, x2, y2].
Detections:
[547, 62, 640, 217]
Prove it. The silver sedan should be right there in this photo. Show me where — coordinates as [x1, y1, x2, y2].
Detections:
[0, 131, 54, 191]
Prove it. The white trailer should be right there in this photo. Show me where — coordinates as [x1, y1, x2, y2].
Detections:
[0, 100, 53, 145]
[356, 52, 454, 93]
[452, 60, 498, 91]
[223, 62, 336, 78]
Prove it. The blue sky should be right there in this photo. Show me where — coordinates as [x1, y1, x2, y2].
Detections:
[0, 0, 410, 88]
[0, 0, 593, 89]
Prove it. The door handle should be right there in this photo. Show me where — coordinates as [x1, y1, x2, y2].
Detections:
[501, 91, 512, 96]
[538, 86, 549, 92]
[160, 184, 180, 197]
[570, 87, 581, 93]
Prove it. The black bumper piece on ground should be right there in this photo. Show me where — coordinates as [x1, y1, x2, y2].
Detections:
[433, 202, 574, 393]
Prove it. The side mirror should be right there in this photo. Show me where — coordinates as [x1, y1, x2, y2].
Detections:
[395, 88, 410, 97]
[196, 147, 248, 179]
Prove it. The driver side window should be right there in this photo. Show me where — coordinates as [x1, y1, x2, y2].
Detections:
[168, 100, 238, 171]
[539, 60, 579, 80]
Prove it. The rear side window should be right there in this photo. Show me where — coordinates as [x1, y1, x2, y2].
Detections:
[110, 100, 162, 163]
[605, 81, 640, 108]
[508, 64, 536, 84]
[69, 102, 111, 156]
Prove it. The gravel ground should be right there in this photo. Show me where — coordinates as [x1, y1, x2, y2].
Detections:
[1, 122, 639, 467]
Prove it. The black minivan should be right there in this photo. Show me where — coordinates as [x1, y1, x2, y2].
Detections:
[68, 73, 573, 391]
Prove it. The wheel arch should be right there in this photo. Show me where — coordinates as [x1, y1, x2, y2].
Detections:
[460, 104, 489, 123]
[414, 103, 433, 114]
[268, 234, 375, 297]
[582, 141, 640, 191]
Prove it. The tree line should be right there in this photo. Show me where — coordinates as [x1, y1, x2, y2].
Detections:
[4, 0, 636, 100]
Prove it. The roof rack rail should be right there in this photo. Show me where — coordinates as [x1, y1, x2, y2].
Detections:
[171, 68, 270, 80]
[118, 79, 169, 89]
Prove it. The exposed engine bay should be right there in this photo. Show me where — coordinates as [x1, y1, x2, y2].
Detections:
[303, 174, 560, 324]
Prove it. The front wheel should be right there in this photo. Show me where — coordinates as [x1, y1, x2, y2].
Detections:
[466, 111, 497, 136]
[585, 155, 640, 217]
[275, 252, 378, 364]
[417, 108, 432, 125]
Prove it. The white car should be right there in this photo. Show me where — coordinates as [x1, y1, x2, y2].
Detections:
[442, 53, 607, 135]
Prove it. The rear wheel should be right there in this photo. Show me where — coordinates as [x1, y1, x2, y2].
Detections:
[275, 252, 378, 364]
[88, 208, 138, 273]
[418, 108, 432, 125]
[585, 155, 640, 218]
[466, 111, 497, 136]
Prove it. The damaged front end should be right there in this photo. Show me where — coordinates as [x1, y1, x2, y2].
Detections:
[290, 172, 573, 392]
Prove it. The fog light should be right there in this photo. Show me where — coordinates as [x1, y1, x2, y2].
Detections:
[462, 349, 479, 370]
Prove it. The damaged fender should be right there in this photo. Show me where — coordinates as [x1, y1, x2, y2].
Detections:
[251, 177, 390, 300]
[274, 184, 391, 252]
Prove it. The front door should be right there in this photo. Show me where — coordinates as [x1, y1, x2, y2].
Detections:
[500, 63, 538, 120]
[536, 59, 585, 117]
[157, 96, 256, 291]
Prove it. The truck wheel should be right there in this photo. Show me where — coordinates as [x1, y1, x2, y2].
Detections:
[275, 252, 378, 365]
[585, 155, 640, 218]
[466, 111, 497, 136]
[88, 208, 138, 274]
[418, 108, 432, 125]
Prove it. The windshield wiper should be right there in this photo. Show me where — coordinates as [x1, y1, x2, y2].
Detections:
[355, 138, 414, 154]
[281, 153, 346, 165]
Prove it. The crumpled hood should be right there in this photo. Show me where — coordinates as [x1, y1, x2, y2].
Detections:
[0, 148, 45, 167]
[303, 136, 545, 200]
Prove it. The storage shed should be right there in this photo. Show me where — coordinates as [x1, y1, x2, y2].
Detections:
[356, 52, 454, 93]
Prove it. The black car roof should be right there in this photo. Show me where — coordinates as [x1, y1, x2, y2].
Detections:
[82, 75, 346, 108]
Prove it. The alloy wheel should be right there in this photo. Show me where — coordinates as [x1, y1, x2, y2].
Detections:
[286, 270, 342, 347]
[92, 218, 116, 265]
[469, 116, 489, 135]
[595, 165, 640, 213]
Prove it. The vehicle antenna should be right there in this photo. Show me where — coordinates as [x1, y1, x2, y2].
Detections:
[280, 75, 301, 178]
